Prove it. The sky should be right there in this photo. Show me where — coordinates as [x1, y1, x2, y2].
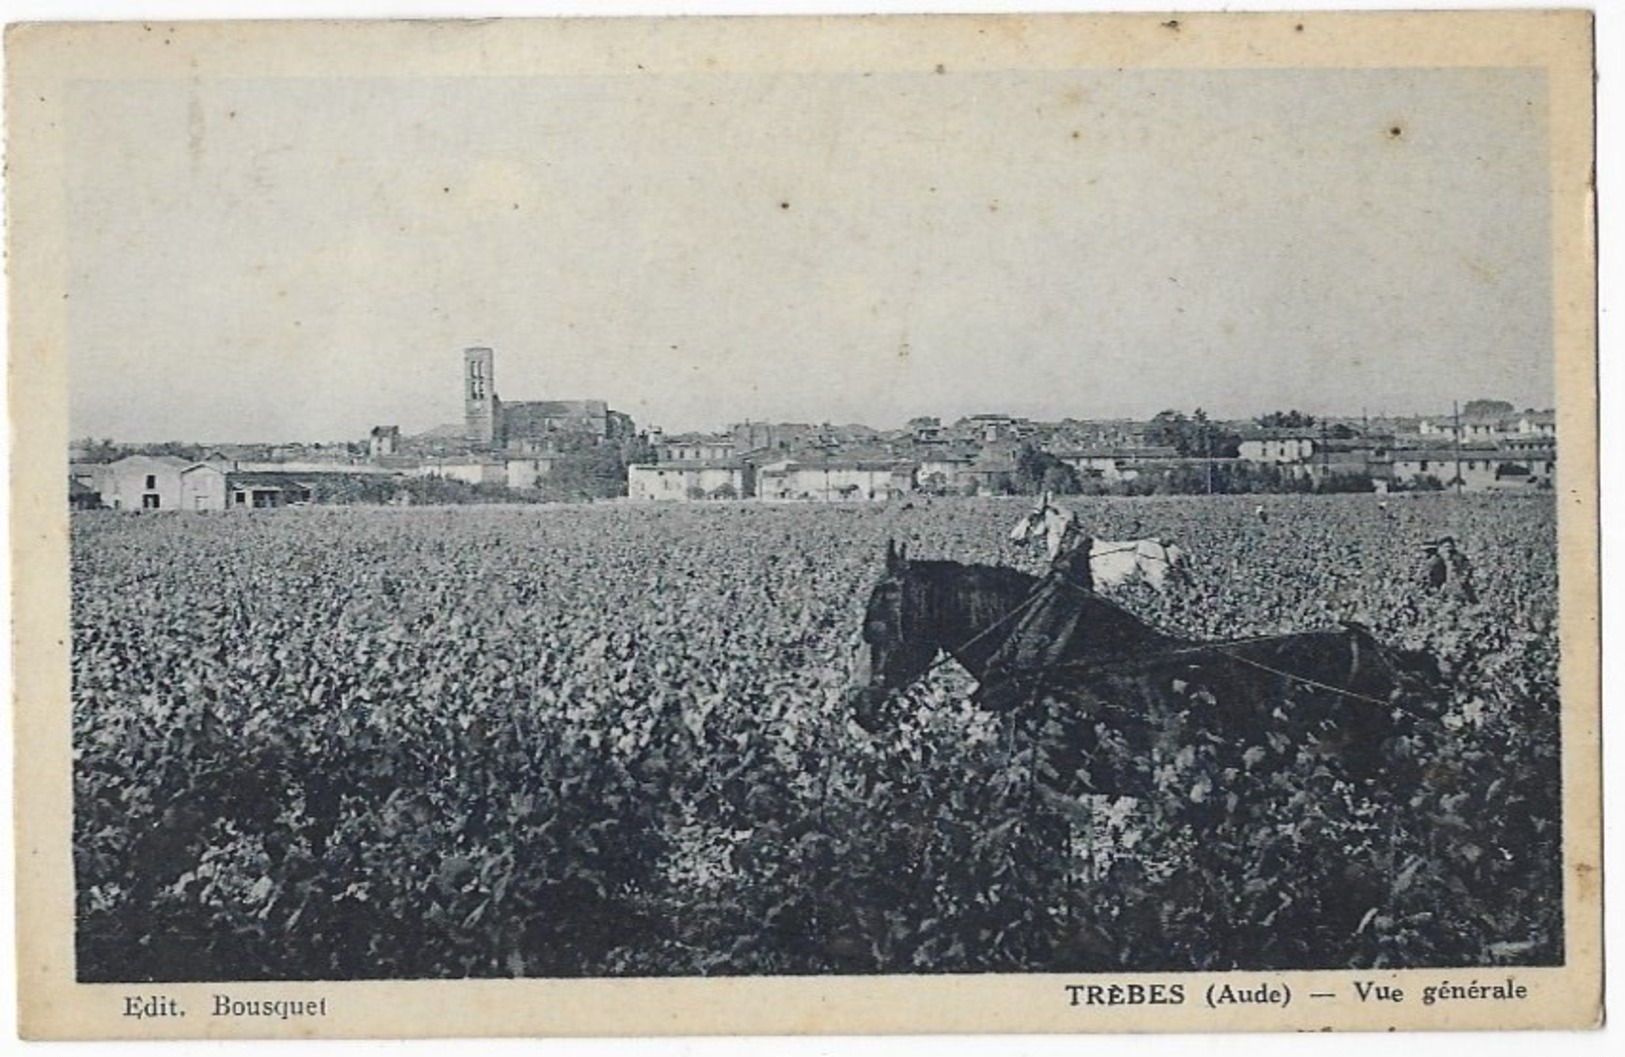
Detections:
[66, 62, 1553, 441]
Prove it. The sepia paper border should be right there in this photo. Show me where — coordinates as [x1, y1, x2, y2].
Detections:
[7, 9, 1600, 1039]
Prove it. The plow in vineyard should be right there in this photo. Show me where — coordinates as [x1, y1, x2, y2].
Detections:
[69, 494, 1563, 979]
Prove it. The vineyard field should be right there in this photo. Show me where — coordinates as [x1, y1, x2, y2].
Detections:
[70, 493, 1563, 980]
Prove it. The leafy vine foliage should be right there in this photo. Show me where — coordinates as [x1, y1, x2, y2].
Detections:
[72, 495, 1561, 979]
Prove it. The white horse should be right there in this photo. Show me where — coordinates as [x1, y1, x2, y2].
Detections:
[1009, 492, 1189, 591]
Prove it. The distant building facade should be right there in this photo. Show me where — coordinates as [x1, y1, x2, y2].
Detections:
[91, 455, 308, 511]
[1390, 445, 1555, 491]
[416, 457, 508, 487]
[916, 453, 975, 492]
[181, 464, 230, 511]
[627, 461, 753, 501]
[732, 421, 816, 456]
[100, 455, 193, 510]
[1052, 445, 1182, 483]
[756, 459, 915, 501]
[1237, 432, 1317, 464]
[651, 432, 735, 463]
[1416, 409, 1557, 445]
[369, 426, 400, 459]
[227, 473, 313, 508]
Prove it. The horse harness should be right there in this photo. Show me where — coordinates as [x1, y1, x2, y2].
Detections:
[906, 565, 1403, 710]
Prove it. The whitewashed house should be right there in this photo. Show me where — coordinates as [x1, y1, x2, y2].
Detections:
[756, 459, 914, 501]
[101, 455, 192, 510]
[1236, 432, 1317, 464]
[627, 461, 752, 500]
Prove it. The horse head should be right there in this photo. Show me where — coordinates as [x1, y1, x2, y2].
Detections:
[848, 540, 949, 732]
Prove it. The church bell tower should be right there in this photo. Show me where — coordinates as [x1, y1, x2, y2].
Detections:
[464, 346, 498, 447]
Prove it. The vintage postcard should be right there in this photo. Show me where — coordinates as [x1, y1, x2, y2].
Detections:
[7, 9, 1599, 1040]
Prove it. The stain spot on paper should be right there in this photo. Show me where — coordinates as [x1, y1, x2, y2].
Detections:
[187, 92, 204, 166]
[1575, 860, 1598, 899]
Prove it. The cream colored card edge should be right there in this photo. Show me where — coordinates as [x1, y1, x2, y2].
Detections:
[7, 10, 1600, 1039]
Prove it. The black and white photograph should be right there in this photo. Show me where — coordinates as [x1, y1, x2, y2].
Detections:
[7, 5, 1601, 1039]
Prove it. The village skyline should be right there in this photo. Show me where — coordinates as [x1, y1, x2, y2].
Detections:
[70, 344, 1556, 505]
[72, 398, 1554, 453]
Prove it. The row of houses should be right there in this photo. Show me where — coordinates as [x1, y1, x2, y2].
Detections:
[385, 454, 557, 491]
[1049, 440, 1556, 492]
[627, 459, 915, 502]
[623, 432, 1557, 502]
[1225, 427, 1556, 491]
[74, 443, 1557, 510]
[74, 397, 1558, 509]
[1417, 409, 1557, 443]
[71, 450, 562, 510]
[1390, 444, 1557, 492]
[71, 455, 317, 512]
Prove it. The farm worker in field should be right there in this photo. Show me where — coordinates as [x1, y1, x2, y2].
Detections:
[1422, 536, 1478, 603]
[977, 511, 1096, 710]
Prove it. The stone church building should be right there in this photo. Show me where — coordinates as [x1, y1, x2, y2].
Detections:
[462, 346, 635, 454]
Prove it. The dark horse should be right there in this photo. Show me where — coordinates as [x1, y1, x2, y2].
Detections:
[849, 541, 1442, 796]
